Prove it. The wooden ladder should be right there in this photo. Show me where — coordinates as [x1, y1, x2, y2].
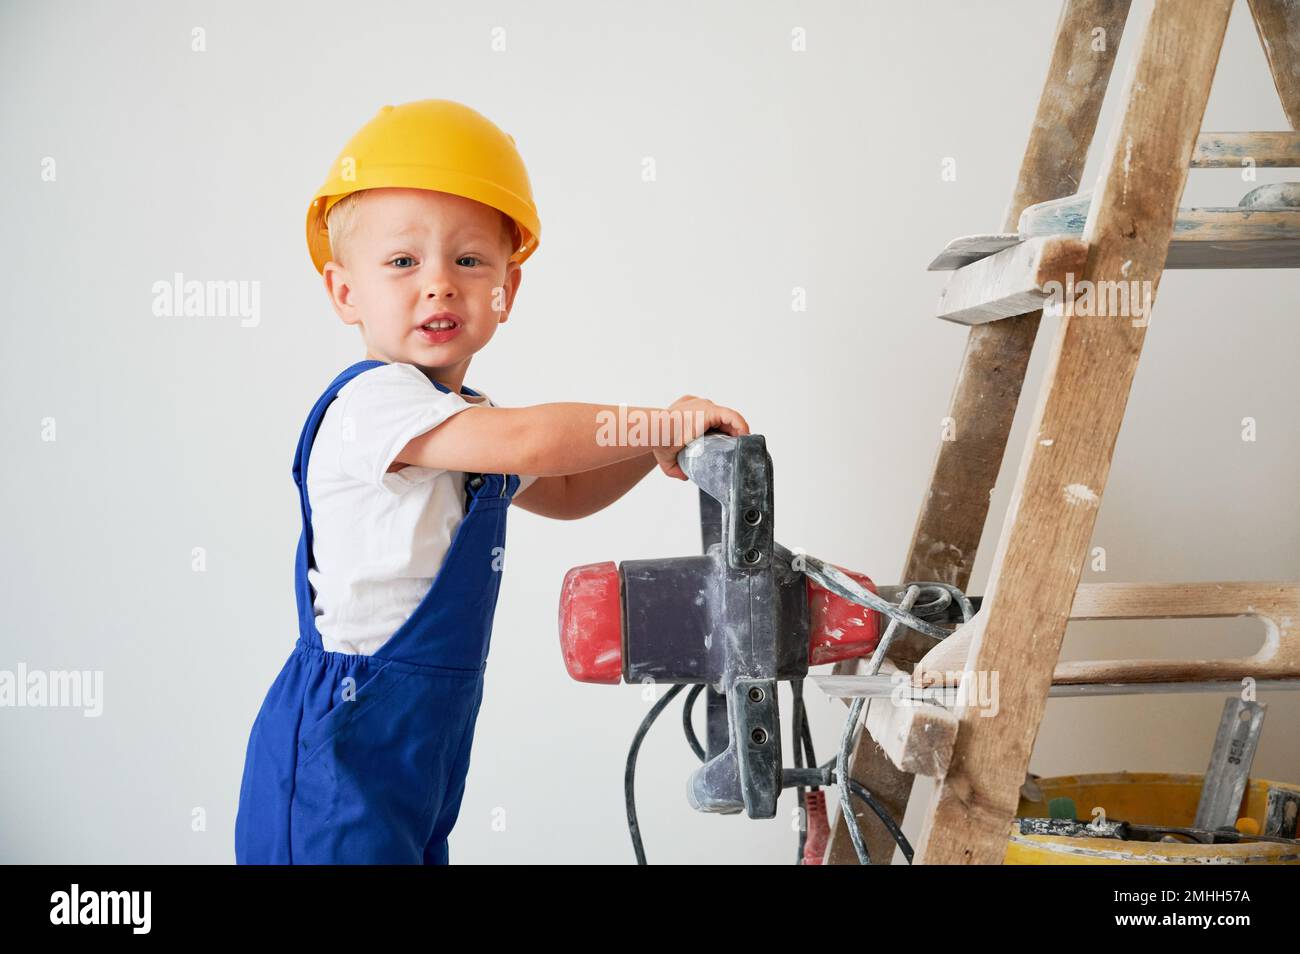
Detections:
[821, 0, 1300, 865]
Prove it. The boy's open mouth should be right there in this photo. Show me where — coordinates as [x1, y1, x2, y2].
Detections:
[419, 312, 461, 331]
[417, 313, 462, 344]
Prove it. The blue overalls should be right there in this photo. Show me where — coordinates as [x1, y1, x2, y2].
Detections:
[234, 359, 520, 864]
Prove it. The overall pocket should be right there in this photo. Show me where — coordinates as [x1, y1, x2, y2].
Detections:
[296, 662, 410, 767]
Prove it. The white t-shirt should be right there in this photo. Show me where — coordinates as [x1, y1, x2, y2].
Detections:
[306, 361, 537, 656]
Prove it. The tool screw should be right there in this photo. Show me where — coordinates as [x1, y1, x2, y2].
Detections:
[743, 508, 762, 526]
[747, 686, 765, 703]
[743, 548, 762, 564]
[750, 727, 768, 745]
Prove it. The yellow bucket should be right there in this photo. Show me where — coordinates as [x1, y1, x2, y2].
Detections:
[1006, 772, 1300, 864]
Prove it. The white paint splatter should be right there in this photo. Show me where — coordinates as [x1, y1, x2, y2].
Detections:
[1120, 259, 1132, 277]
[1039, 438, 1054, 446]
[1063, 483, 1099, 507]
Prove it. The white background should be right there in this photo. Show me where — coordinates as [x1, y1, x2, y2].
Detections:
[2, 0, 1297, 863]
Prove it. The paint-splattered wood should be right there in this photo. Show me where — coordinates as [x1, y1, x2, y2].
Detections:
[816, 673, 1300, 700]
[1057, 580, 1300, 685]
[914, 0, 1234, 866]
[930, 228, 1300, 271]
[927, 233, 1022, 270]
[1020, 191, 1300, 236]
[836, 580, 1300, 782]
[1240, 181, 1300, 207]
[1191, 131, 1300, 166]
[1248, 0, 1300, 129]
[931, 197, 1300, 270]
[822, 0, 1133, 866]
[937, 236, 1089, 325]
[863, 697, 958, 777]
[915, 580, 1300, 686]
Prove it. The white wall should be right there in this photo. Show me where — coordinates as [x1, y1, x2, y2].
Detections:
[1, 0, 1295, 864]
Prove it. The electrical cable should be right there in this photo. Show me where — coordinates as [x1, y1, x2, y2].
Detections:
[846, 778, 914, 864]
[792, 678, 808, 863]
[838, 584, 921, 864]
[801, 554, 959, 640]
[780, 766, 914, 863]
[801, 706, 818, 768]
[682, 683, 706, 762]
[625, 683, 685, 865]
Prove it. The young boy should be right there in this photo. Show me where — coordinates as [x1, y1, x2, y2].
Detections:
[234, 99, 749, 864]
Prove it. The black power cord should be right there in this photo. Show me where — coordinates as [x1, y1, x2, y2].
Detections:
[682, 683, 706, 762]
[625, 679, 912, 865]
[791, 678, 822, 863]
[779, 765, 915, 863]
[624, 683, 686, 865]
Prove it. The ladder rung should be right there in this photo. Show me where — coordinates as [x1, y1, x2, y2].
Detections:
[1192, 131, 1300, 167]
[930, 219, 1300, 272]
[936, 236, 1087, 325]
[818, 674, 1300, 700]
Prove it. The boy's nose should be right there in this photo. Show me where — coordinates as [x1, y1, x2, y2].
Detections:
[424, 278, 456, 299]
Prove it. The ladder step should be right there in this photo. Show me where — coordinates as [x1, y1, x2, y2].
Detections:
[817, 674, 1300, 701]
[818, 676, 1300, 780]
[1019, 190, 1300, 239]
[930, 215, 1300, 272]
[1192, 131, 1300, 167]
[936, 236, 1087, 325]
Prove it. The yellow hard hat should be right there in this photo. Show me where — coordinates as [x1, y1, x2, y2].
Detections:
[306, 99, 541, 274]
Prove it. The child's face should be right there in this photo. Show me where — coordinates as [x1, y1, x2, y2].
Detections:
[322, 187, 521, 384]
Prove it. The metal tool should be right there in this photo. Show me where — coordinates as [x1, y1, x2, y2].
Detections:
[1193, 697, 1267, 830]
[557, 433, 970, 819]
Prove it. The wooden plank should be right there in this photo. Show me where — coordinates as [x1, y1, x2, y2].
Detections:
[914, 0, 1234, 865]
[914, 580, 1300, 686]
[931, 229, 1300, 271]
[839, 580, 1300, 782]
[816, 673, 1300, 700]
[1057, 580, 1300, 684]
[823, 0, 1133, 866]
[937, 236, 1089, 325]
[1020, 192, 1300, 237]
[927, 233, 1020, 270]
[1191, 131, 1300, 166]
[864, 698, 959, 776]
[1248, 0, 1300, 129]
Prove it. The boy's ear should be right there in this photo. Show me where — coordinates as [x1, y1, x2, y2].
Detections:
[322, 262, 362, 327]
[496, 262, 523, 324]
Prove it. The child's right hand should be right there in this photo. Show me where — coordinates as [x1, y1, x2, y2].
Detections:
[652, 395, 750, 480]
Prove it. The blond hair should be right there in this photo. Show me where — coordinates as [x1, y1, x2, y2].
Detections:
[326, 190, 519, 267]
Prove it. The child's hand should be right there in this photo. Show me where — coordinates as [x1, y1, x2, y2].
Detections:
[652, 395, 750, 480]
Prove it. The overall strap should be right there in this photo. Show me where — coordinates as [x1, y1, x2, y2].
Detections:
[293, 360, 386, 647]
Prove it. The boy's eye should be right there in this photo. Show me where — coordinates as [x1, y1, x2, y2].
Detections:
[456, 255, 481, 267]
[390, 255, 417, 268]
